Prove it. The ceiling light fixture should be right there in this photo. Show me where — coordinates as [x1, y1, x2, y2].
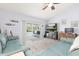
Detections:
[10, 20, 18, 23]
[5, 23, 15, 26]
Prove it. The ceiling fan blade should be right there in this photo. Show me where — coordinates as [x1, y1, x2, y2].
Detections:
[53, 3, 60, 4]
[42, 5, 48, 10]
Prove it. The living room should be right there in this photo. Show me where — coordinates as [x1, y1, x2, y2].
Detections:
[0, 3, 79, 56]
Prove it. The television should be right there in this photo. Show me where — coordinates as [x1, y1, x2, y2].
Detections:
[65, 28, 74, 33]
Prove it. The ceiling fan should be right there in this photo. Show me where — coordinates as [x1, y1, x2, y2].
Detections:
[42, 3, 60, 10]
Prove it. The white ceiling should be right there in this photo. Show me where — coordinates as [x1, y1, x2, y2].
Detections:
[0, 3, 74, 20]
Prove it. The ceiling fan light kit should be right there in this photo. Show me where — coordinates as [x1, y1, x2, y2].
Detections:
[51, 6, 55, 10]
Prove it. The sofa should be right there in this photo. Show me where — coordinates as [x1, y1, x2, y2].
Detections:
[0, 34, 25, 56]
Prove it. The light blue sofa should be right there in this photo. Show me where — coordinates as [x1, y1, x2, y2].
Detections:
[0, 34, 25, 56]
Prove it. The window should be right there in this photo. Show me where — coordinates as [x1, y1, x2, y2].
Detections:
[27, 23, 33, 32]
[26, 23, 40, 33]
[33, 24, 39, 34]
